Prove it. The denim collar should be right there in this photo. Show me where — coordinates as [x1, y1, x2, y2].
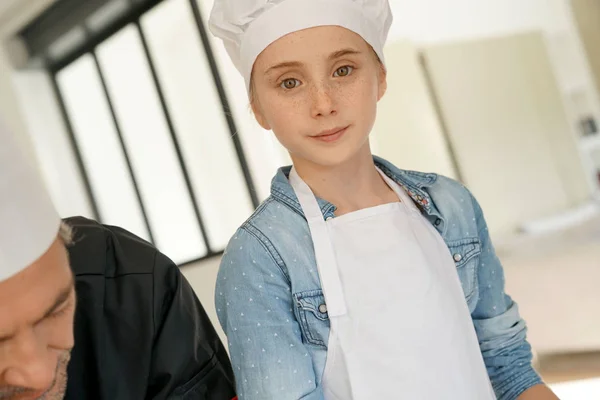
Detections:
[270, 156, 440, 219]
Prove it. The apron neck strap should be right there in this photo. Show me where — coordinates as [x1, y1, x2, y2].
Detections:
[289, 167, 348, 317]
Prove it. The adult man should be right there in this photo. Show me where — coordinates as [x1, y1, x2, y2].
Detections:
[0, 122, 236, 399]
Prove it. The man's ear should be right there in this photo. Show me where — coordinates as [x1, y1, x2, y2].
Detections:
[377, 64, 387, 101]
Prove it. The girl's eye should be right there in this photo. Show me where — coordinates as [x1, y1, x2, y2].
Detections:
[334, 66, 353, 77]
[280, 78, 301, 89]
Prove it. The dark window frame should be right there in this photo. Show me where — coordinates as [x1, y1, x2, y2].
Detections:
[24, 0, 259, 266]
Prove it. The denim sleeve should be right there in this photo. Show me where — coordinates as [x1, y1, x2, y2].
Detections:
[215, 227, 325, 400]
[469, 192, 543, 400]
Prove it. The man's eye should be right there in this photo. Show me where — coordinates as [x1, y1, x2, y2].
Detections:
[49, 302, 72, 319]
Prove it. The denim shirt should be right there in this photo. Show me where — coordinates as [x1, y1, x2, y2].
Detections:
[216, 156, 542, 400]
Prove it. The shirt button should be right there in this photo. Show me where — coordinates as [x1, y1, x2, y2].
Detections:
[453, 253, 463, 262]
[434, 218, 442, 226]
[325, 216, 333, 221]
[318, 304, 328, 314]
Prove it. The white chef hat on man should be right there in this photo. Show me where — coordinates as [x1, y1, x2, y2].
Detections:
[0, 119, 60, 282]
[208, 0, 393, 92]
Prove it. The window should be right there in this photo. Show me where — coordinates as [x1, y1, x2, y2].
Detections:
[20, 0, 260, 265]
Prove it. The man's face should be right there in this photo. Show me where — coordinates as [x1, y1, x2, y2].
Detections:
[0, 238, 75, 400]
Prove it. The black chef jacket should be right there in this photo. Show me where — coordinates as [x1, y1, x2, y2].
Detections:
[63, 217, 236, 400]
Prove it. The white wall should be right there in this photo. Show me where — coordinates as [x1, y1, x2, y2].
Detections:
[388, 0, 600, 189]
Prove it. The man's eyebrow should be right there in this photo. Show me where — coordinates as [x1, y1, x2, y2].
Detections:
[37, 277, 75, 323]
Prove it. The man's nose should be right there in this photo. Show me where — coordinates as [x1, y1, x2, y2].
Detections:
[2, 330, 57, 393]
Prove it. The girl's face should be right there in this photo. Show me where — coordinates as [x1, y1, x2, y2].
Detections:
[251, 26, 387, 168]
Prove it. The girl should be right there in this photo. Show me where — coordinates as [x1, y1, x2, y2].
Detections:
[209, 0, 558, 399]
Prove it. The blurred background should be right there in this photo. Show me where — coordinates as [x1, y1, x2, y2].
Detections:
[0, 0, 599, 397]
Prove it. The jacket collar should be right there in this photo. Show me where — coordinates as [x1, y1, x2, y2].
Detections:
[270, 156, 439, 218]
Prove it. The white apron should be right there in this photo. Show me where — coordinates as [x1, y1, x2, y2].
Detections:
[289, 167, 496, 399]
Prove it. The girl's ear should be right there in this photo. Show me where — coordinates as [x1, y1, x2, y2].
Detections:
[251, 98, 271, 130]
[377, 63, 387, 101]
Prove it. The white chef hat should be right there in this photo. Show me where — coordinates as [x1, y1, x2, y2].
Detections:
[0, 119, 60, 282]
[208, 0, 393, 92]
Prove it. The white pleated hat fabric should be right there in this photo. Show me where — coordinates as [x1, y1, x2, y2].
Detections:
[208, 0, 393, 91]
[0, 119, 60, 282]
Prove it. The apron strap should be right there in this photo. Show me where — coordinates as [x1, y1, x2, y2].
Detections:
[376, 168, 420, 215]
[289, 168, 347, 317]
